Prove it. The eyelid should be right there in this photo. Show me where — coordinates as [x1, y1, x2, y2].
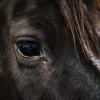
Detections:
[14, 41, 49, 67]
[10, 25, 43, 41]
[14, 36, 40, 44]
[16, 42, 47, 61]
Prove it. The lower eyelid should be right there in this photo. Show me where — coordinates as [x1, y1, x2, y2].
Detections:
[16, 50, 47, 67]
[17, 48, 42, 59]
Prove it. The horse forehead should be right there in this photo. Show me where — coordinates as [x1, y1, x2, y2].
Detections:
[13, 0, 53, 6]
[10, 0, 55, 18]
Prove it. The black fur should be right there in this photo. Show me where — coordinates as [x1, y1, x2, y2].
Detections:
[0, 0, 100, 100]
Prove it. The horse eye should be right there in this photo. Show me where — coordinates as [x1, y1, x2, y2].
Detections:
[17, 40, 41, 57]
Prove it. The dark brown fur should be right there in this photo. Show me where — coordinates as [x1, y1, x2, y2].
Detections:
[0, 0, 100, 100]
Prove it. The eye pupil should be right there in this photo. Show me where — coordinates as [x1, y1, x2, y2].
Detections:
[17, 41, 40, 57]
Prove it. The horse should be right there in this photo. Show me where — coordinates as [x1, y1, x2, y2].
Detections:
[0, 0, 100, 100]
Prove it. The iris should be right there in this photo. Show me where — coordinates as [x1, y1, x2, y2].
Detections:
[17, 40, 40, 57]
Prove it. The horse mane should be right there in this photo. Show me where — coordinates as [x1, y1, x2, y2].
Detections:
[95, 0, 100, 10]
[59, 0, 100, 65]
